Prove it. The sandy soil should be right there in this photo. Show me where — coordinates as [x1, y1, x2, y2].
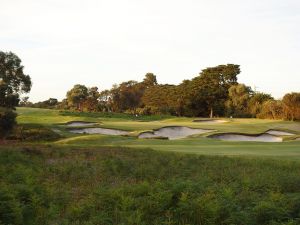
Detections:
[139, 126, 213, 140]
[265, 130, 294, 136]
[70, 127, 129, 135]
[210, 133, 282, 142]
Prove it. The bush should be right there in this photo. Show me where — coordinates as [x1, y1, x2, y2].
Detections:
[8, 124, 61, 141]
[0, 107, 17, 138]
[1, 147, 300, 224]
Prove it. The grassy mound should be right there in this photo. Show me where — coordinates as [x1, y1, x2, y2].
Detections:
[1, 146, 300, 225]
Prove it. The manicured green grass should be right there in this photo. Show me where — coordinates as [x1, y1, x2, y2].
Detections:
[16, 107, 300, 160]
[55, 135, 300, 160]
[1, 145, 300, 225]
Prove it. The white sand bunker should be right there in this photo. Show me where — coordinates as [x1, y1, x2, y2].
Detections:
[265, 130, 294, 136]
[210, 133, 282, 142]
[193, 119, 227, 124]
[52, 128, 61, 133]
[65, 121, 98, 127]
[139, 126, 213, 140]
[70, 127, 129, 135]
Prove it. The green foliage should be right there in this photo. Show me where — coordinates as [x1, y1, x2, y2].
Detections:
[0, 51, 32, 137]
[257, 100, 284, 120]
[29, 98, 58, 109]
[142, 73, 157, 88]
[248, 93, 273, 117]
[66, 84, 89, 111]
[1, 146, 300, 224]
[190, 64, 240, 117]
[0, 107, 17, 137]
[142, 84, 182, 115]
[8, 124, 61, 141]
[0, 51, 32, 109]
[225, 84, 252, 117]
[282, 93, 300, 121]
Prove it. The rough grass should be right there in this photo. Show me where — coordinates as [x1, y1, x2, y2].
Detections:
[1, 145, 300, 225]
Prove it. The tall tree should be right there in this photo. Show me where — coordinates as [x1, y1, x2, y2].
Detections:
[0, 51, 32, 137]
[258, 100, 284, 119]
[190, 64, 240, 117]
[142, 73, 158, 88]
[66, 84, 88, 111]
[247, 93, 273, 117]
[0, 51, 31, 108]
[225, 84, 252, 117]
[282, 92, 300, 121]
[83, 87, 100, 112]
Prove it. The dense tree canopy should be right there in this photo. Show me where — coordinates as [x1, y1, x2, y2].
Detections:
[0, 51, 32, 137]
[225, 84, 252, 117]
[0, 51, 31, 109]
[282, 92, 300, 120]
[66, 84, 88, 111]
[22, 63, 299, 121]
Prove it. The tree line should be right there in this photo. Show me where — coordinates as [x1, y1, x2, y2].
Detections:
[23, 64, 300, 121]
[1, 51, 299, 138]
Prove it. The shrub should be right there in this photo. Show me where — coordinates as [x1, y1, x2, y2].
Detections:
[0, 107, 17, 138]
[8, 124, 61, 141]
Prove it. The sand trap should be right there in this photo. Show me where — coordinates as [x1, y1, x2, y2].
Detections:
[65, 121, 98, 127]
[265, 130, 294, 136]
[69, 127, 129, 135]
[139, 126, 213, 140]
[193, 119, 227, 123]
[210, 133, 282, 142]
[52, 129, 61, 133]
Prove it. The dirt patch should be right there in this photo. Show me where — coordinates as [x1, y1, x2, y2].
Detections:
[69, 127, 129, 135]
[139, 126, 214, 140]
[265, 130, 294, 136]
[209, 133, 282, 142]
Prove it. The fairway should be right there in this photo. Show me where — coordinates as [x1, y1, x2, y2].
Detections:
[16, 107, 300, 160]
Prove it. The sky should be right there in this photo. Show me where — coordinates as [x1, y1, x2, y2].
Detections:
[1, 0, 299, 102]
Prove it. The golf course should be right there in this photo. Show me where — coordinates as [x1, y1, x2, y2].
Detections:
[1, 107, 300, 224]
[1, 2, 300, 221]
[15, 107, 300, 160]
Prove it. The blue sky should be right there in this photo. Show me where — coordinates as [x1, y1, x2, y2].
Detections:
[1, 0, 299, 102]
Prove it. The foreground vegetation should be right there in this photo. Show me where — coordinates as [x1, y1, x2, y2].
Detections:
[1, 145, 300, 225]
[1, 108, 299, 224]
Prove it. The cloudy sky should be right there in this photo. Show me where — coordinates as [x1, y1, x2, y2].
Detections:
[1, 0, 299, 102]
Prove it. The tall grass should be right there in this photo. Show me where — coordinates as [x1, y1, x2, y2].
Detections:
[1, 146, 300, 225]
